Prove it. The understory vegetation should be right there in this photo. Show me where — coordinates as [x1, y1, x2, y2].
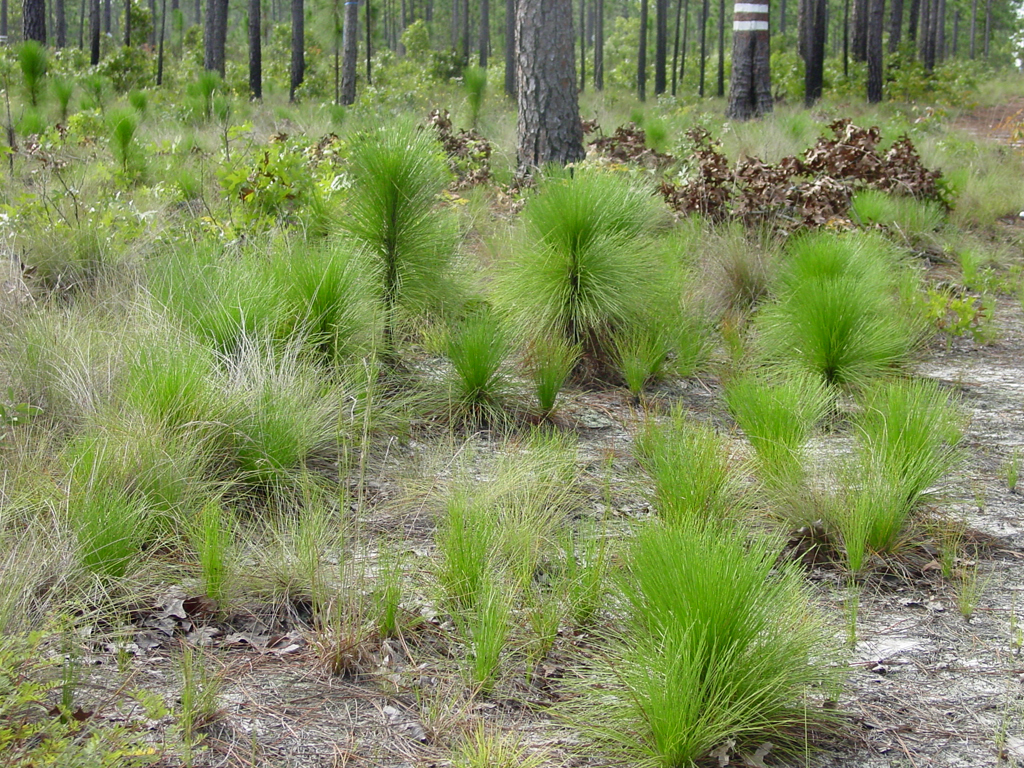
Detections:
[1, 44, 1023, 767]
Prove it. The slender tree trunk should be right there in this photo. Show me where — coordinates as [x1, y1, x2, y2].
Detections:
[935, 0, 944, 61]
[104, 0, 110, 33]
[1, 0, 7, 40]
[638, 0, 647, 100]
[157, 0, 167, 82]
[461, 0, 469, 65]
[919, 0, 933, 69]
[680, 0, 689, 84]
[851, 0, 867, 59]
[90, 0, 100, 61]
[804, 0, 825, 105]
[79, 0, 85, 46]
[55, 0, 65, 44]
[579, 0, 585, 91]
[726, 0, 772, 119]
[715, 0, 723, 96]
[249, 0, 261, 97]
[450, 0, 457, 48]
[951, 7, 957, 56]
[341, 0, 358, 104]
[479, 0, 488, 65]
[887, 0, 901, 52]
[780, 0, 786, 32]
[515, 0, 584, 168]
[148, 0, 155, 43]
[505, 0, 515, 95]
[655, 0, 667, 94]
[907, 0, 918, 39]
[124, 0, 130, 44]
[24, 0, 47, 42]
[866, 0, 883, 101]
[290, 0, 304, 100]
[843, 0, 848, 75]
[594, 0, 604, 88]
[671, 0, 682, 94]
[968, 0, 976, 56]
[982, 0, 990, 58]
[698, 0, 708, 96]
[192, 0, 198, 27]
[366, 0, 372, 83]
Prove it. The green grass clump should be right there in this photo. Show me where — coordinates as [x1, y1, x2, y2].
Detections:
[445, 308, 511, 425]
[634, 409, 744, 526]
[724, 370, 832, 492]
[70, 483, 152, 579]
[51, 77, 74, 121]
[495, 169, 669, 377]
[757, 230, 918, 388]
[462, 66, 487, 128]
[18, 41, 48, 108]
[851, 189, 946, 240]
[108, 107, 142, 177]
[341, 123, 459, 344]
[527, 336, 579, 417]
[584, 519, 840, 766]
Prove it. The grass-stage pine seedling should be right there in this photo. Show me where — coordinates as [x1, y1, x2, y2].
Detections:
[434, 489, 499, 612]
[851, 189, 946, 241]
[724, 370, 832, 493]
[195, 500, 233, 607]
[445, 308, 511, 426]
[634, 409, 745, 526]
[462, 66, 487, 128]
[108, 107, 141, 178]
[51, 77, 74, 121]
[70, 483, 151, 579]
[461, 574, 512, 694]
[342, 123, 459, 347]
[527, 336, 579, 417]
[757, 230, 918, 389]
[495, 169, 669, 377]
[18, 41, 48, 108]
[579, 519, 841, 766]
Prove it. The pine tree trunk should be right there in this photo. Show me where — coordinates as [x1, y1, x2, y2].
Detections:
[249, 0, 262, 98]
[907, 0, 918, 39]
[341, 0, 358, 104]
[726, 0, 772, 119]
[851, 0, 867, 60]
[24, 0, 47, 42]
[935, 0, 944, 61]
[716, 0, 724, 96]
[124, 0, 130, 45]
[671, 0, 682, 94]
[579, 0, 585, 91]
[104, 0, 110, 33]
[638, 0, 647, 100]
[866, 0, 883, 102]
[290, 0, 304, 100]
[655, 0, 667, 94]
[887, 0, 901, 52]
[461, 0, 469, 65]
[516, 0, 584, 168]
[951, 7, 958, 56]
[594, 0, 604, 89]
[1, 0, 7, 40]
[204, 0, 228, 73]
[982, 0, 990, 58]
[680, 0, 690, 84]
[366, 0, 372, 83]
[157, 0, 167, 82]
[505, 0, 516, 95]
[698, 0, 708, 95]
[804, 0, 825, 105]
[90, 0, 100, 61]
[968, 0, 976, 56]
[79, 0, 85, 47]
[479, 0, 488, 66]
[55, 0, 65, 45]
[779, 0, 786, 33]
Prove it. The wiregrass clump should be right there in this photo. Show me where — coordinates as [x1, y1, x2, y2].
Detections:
[577, 519, 841, 766]
[444, 308, 512, 426]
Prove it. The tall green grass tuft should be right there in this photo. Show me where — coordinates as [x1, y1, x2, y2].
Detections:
[51, 77, 74, 122]
[724, 370, 832, 492]
[581, 519, 841, 766]
[70, 483, 152, 579]
[527, 337, 579, 417]
[445, 308, 511, 425]
[495, 169, 669, 377]
[462, 66, 487, 128]
[757, 230, 918, 388]
[107, 107, 141, 177]
[851, 189, 946, 240]
[18, 41, 48, 108]
[341, 124, 459, 346]
[634, 409, 745, 526]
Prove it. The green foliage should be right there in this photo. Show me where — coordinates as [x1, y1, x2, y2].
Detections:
[462, 66, 487, 128]
[17, 107, 45, 137]
[107, 107, 142, 178]
[195, 500, 232, 605]
[18, 41, 47, 108]
[495, 169, 668, 374]
[120, 331, 218, 429]
[527, 337, 579, 417]
[51, 77, 74, 122]
[757, 230, 918, 388]
[920, 287, 996, 344]
[128, 89, 149, 115]
[460, 574, 511, 693]
[725, 370, 832, 491]
[634, 409, 745, 526]
[70, 483, 151, 579]
[435, 488, 499, 612]
[445, 308, 511, 425]
[587, 519, 840, 766]
[851, 189, 946, 240]
[342, 123, 459, 338]
[80, 74, 111, 112]
[95, 46, 153, 93]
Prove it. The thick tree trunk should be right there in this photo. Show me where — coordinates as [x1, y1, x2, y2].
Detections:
[204, 0, 227, 74]
[90, 0, 100, 61]
[655, 0, 667, 94]
[249, 0, 261, 98]
[907, 0, 918, 39]
[290, 0, 304, 100]
[638, 0, 647, 100]
[803, 0, 825, 105]
[850, 0, 867, 60]
[866, 0, 883, 102]
[24, 0, 47, 42]
[55, 0, 65, 45]
[515, 0, 584, 168]
[887, 0, 901, 52]
[341, 0, 358, 104]
[505, 0, 515, 95]
[726, 0, 772, 120]
[594, 0, 604, 89]
[920, 0, 934, 70]
[479, 0, 488, 66]
[716, 0, 724, 96]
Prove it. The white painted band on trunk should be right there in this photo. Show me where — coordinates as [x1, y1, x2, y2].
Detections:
[733, 19, 769, 30]
[734, 3, 769, 13]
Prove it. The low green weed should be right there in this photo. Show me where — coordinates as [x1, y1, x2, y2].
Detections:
[920, 287, 996, 345]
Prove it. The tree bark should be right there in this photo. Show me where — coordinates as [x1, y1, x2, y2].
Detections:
[1, 0, 7, 40]
[124, 0, 130, 45]
[204, 0, 228, 74]
[726, 0, 772, 120]
[638, 0, 647, 100]
[104, 0, 110, 33]
[982, 0, 990, 58]
[850, 0, 867, 60]
[90, 0, 100, 61]
[24, 0, 47, 42]
[55, 0, 65, 45]
[887, 0, 901, 52]
[157, 0, 167, 82]
[594, 0, 603, 89]
[461, 0, 468, 66]
[866, 0, 883, 102]
[290, 0, 304, 100]
[516, 0, 584, 168]
[779, 0, 786, 32]
[249, 0, 261, 98]
[935, 0, 944, 61]
[479, 0, 488, 66]
[803, 0, 825, 105]
[505, 0, 515, 95]
[716, 0, 724, 96]
[951, 7, 957, 56]
[655, 0, 667, 94]
[341, 0, 358, 104]
[579, 0, 585, 91]
[907, 0, 918, 39]
[671, 0, 682, 94]
[698, 0, 708, 95]
[968, 0, 976, 56]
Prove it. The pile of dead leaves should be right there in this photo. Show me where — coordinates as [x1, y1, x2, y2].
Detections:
[587, 122, 675, 169]
[427, 109, 493, 189]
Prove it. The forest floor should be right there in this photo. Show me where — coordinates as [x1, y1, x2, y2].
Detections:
[48, 108, 1024, 768]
